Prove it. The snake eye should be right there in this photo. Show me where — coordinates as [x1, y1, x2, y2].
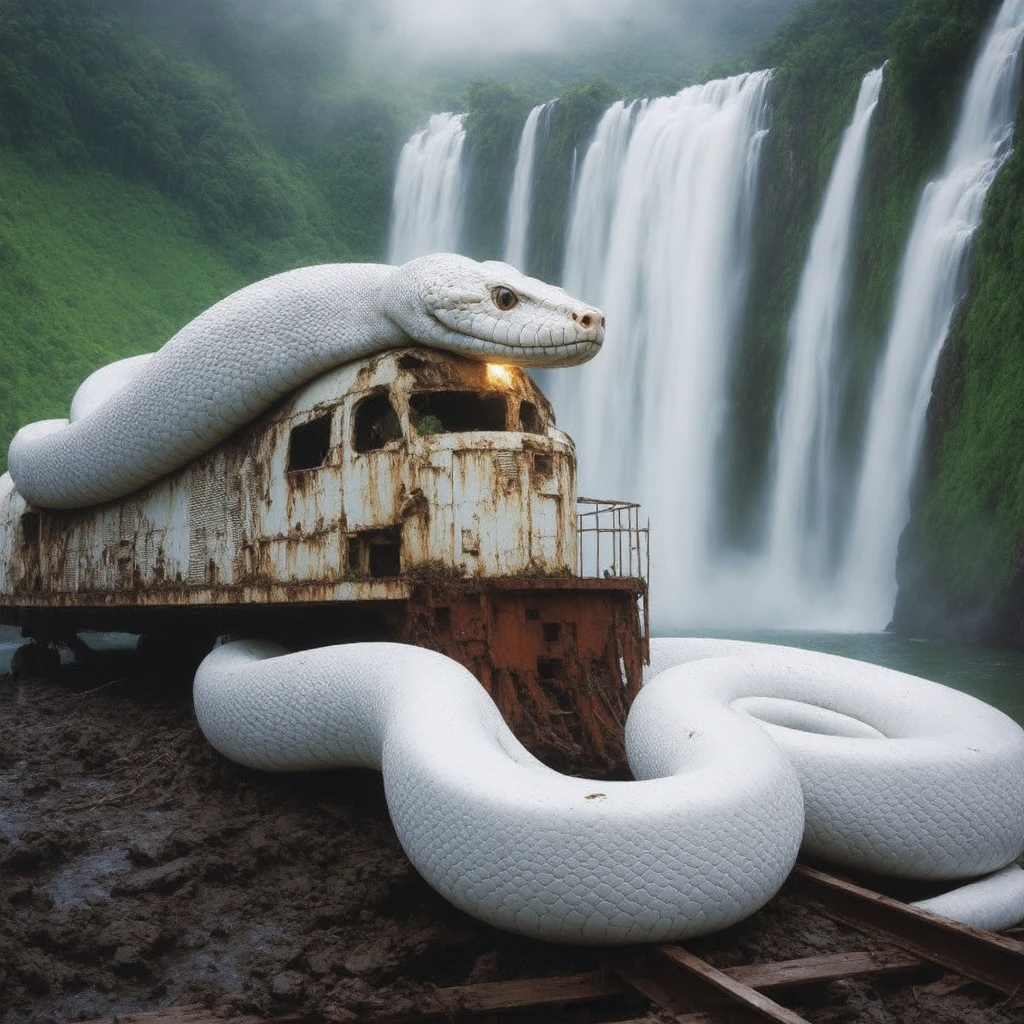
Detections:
[491, 286, 518, 311]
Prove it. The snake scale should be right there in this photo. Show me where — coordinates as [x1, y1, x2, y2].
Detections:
[6, 255, 1024, 941]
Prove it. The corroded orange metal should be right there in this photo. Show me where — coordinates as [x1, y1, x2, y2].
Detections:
[0, 348, 648, 774]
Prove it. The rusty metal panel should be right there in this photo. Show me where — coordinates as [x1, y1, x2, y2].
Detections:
[0, 349, 586, 613]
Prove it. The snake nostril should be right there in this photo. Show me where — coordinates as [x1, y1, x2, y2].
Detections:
[601, 316, 606, 328]
[580, 314, 593, 328]
[571, 312, 579, 322]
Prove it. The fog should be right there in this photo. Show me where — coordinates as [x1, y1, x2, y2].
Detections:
[334, 0, 807, 81]
[367, 0, 671, 58]
[112, 0, 807, 100]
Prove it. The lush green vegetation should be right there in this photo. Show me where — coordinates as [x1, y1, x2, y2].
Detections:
[0, 148, 244, 474]
[0, 0, 349, 273]
[719, 0, 1003, 549]
[2, 0, 1024, 644]
[894, 94, 1024, 644]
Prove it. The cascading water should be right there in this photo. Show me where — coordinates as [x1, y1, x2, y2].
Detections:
[837, 0, 1024, 628]
[550, 73, 773, 630]
[388, 112, 467, 264]
[562, 100, 639, 305]
[504, 100, 555, 272]
[760, 67, 884, 608]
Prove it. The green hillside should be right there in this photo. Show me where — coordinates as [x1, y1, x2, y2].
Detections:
[0, 149, 245, 473]
[3, 0, 1024, 645]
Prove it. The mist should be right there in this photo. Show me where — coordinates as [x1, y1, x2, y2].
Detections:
[351, 0, 807, 81]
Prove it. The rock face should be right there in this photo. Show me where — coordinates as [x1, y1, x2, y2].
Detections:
[892, 94, 1024, 651]
[736, 0, 1024, 648]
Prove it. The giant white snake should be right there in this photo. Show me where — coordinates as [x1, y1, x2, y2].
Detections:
[6, 255, 1024, 942]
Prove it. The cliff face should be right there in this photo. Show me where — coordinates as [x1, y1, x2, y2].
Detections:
[5, 0, 1024, 645]
[731, 0, 1024, 648]
[892, 97, 1024, 647]
[720, 0, 1024, 650]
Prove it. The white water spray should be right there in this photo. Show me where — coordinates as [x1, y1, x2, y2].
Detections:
[388, 113, 467, 264]
[837, 0, 1024, 627]
[763, 67, 884, 595]
[551, 73, 773, 630]
[504, 101, 555, 272]
[562, 100, 639, 305]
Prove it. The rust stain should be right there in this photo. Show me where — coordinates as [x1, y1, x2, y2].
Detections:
[0, 347, 649, 775]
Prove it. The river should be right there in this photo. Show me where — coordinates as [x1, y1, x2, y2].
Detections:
[687, 629, 1024, 726]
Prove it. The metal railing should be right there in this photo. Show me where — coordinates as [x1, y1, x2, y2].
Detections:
[577, 497, 650, 653]
[576, 498, 649, 584]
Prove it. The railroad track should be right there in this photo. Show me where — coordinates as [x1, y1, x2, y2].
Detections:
[88, 865, 1024, 1024]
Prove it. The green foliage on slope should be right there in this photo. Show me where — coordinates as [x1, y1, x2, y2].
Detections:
[0, 148, 245, 475]
[719, 0, 908, 544]
[461, 83, 534, 261]
[894, 94, 1024, 645]
[0, 0, 405, 468]
[0, 0, 346, 273]
[721, 0, 1005, 556]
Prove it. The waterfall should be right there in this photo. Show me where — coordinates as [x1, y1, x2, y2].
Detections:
[562, 100, 639, 305]
[550, 72, 773, 630]
[763, 67, 884, 597]
[504, 100, 555, 271]
[837, 0, 1024, 627]
[388, 112, 467, 264]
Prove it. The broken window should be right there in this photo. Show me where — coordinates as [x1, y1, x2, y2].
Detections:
[347, 527, 402, 578]
[520, 401, 543, 434]
[287, 414, 332, 472]
[353, 392, 403, 453]
[410, 392, 507, 435]
[19, 512, 40, 547]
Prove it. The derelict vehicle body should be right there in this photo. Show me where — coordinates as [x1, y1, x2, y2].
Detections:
[0, 348, 649, 768]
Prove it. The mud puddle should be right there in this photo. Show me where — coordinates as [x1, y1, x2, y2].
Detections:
[0, 642, 1020, 1023]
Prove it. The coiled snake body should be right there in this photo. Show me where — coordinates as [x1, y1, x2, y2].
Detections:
[6, 255, 1024, 941]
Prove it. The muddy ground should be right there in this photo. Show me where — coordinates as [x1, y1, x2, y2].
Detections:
[1, 627, 1022, 1024]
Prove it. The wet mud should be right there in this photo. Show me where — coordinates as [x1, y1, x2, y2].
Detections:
[1, 629, 1021, 1024]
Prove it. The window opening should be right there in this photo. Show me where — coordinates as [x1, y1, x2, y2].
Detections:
[354, 392, 403, 453]
[410, 391, 507, 435]
[542, 622, 562, 644]
[19, 512, 40, 547]
[537, 658, 563, 681]
[398, 354, 426, 371]
[520, 401, 542, 434]
[534, 453, 553, 478]
[347, 527, 402, 578]
[287, 414, 332, 472]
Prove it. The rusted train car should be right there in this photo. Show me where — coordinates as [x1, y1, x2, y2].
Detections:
[0, 348, 648, 770]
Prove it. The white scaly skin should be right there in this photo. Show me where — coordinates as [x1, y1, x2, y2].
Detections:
[192, 637, 1024, 941]
[194, 641, 805, 944]
[6, 258, 1024, 940]
[7, 254, 603, 509]
[642, 638, 1024, 931]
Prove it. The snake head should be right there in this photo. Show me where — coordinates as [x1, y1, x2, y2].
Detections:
[388, 253, 604, 368]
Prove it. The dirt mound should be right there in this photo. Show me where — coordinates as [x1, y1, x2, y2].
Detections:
[0, 647, 1019, 1023]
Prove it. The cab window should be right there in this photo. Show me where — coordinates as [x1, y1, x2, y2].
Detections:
[410, 392, 507, 436]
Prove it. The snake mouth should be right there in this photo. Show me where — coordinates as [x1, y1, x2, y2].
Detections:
[428, 313, 604, 368]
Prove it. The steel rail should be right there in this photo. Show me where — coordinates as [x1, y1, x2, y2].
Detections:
[788, 863, 1024, 997]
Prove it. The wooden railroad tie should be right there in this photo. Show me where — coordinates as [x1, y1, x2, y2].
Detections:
[83, 865, 1024, 1024]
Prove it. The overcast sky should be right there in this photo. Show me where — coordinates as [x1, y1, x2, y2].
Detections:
[367, 0, 669, 57]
